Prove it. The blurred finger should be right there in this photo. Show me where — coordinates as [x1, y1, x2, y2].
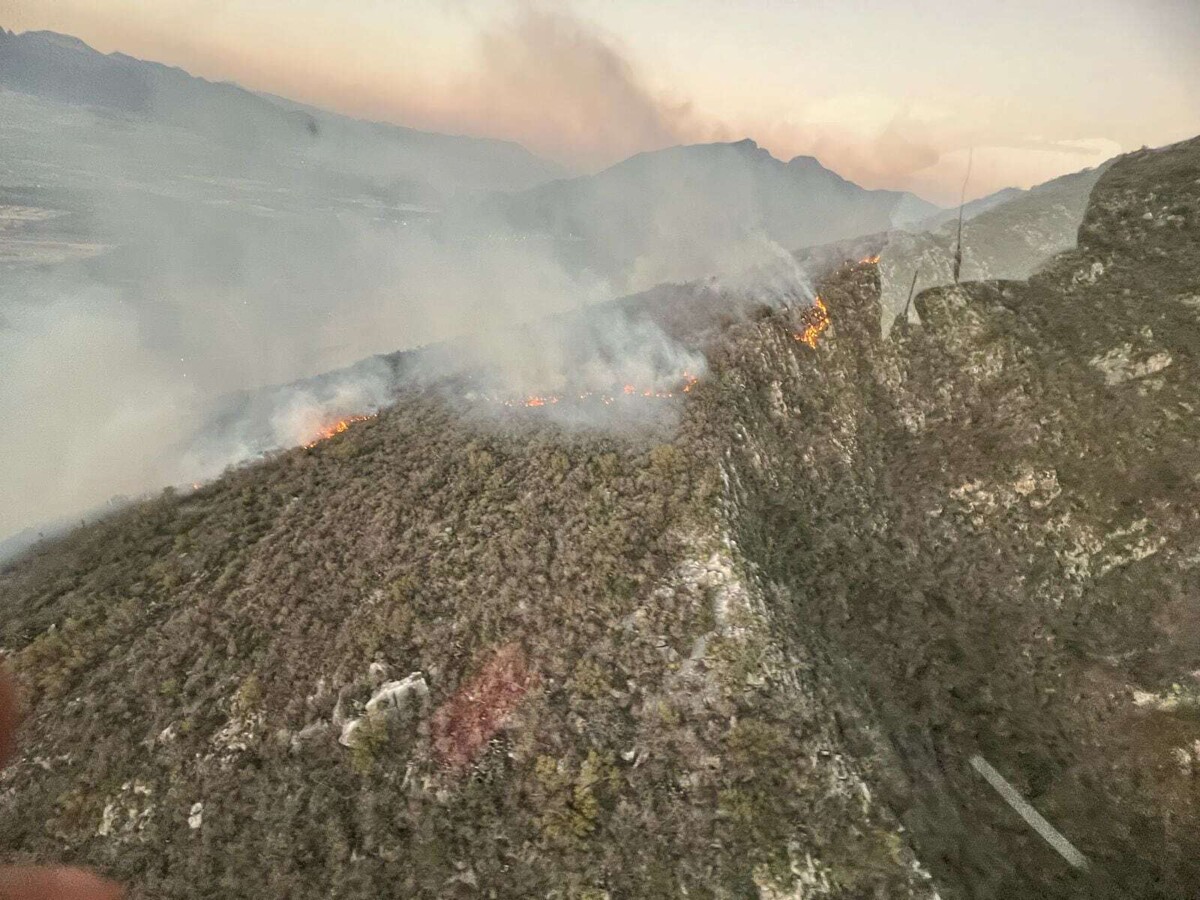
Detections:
[0, 666, 19, 768]
[0, 867, 123, 900]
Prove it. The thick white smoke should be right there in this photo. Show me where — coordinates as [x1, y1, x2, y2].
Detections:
[0, 288, 197, 538]
[0, 94, 710, 544]
[0, 200, 654, 540]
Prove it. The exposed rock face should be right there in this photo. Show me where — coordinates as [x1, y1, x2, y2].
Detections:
[339, 673, 429, 749]
[0, 136, 1197, 899]
[707, 136, 1200, 899]
[1090, 342, 1172, 385]
[364, 673, 428, 716]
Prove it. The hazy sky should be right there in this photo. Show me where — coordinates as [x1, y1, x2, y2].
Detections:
[7, 0, 1200, 202]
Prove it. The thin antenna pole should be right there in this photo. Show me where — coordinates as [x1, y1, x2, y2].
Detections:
[902, 267, 920, 321]
[953, 147, 973, 284]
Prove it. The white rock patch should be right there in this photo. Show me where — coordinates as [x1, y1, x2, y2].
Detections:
[1090, 343, 1173, 385]
[339, 673, 429, 749]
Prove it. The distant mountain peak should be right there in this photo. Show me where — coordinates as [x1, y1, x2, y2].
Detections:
[0, 26, 564, 193]
[786, 153, 830, 171]
[694, 137, 767, 157]
[785, 153, 855, 187]
[17, 29, 93, 52]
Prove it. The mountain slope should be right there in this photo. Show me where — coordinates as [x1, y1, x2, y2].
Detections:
[876, 161, 1114, 328]
[0, 27, 564, 194]
[476, 138, 941, 290]
[907, 185, 1026, 231]
[1, 136, 1198, 900]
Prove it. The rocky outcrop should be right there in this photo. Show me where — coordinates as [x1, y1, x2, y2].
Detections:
[338, 672, 429, 749]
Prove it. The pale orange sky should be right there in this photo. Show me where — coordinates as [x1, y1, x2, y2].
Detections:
[7, 0, 1199, 203]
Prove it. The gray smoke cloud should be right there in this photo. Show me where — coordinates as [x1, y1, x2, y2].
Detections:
[0, 15, 879, 549]
[711, 235, 818, 307]
[0, 285, 197, 535]
[0, 198, 679, 540]
[461, 5, 705, 170]
[0, 73, 711, 545]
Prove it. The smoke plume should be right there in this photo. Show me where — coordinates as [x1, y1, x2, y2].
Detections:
[0, 66, 706, 544]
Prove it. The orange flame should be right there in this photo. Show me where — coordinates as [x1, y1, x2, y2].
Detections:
[304, 414, 375, 448]
[859, 254, 881, 265]
[794, 295, 830, 349]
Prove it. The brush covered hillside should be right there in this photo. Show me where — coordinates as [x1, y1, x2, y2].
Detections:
[1, 137, 1199, 899]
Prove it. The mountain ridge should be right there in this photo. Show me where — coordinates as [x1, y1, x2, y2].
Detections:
[476, 136, 942, 290]
[2, 131, 1197, 899]
[0, 27, 566, 194]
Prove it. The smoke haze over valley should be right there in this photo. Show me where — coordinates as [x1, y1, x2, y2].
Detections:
[0, 26, 923, 542]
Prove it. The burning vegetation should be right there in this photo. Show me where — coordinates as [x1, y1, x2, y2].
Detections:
[303, 414, 376, 448]
[794, 295, 830, 348]
[298, 372, 702, 452]
[518, 372, 699, 408]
